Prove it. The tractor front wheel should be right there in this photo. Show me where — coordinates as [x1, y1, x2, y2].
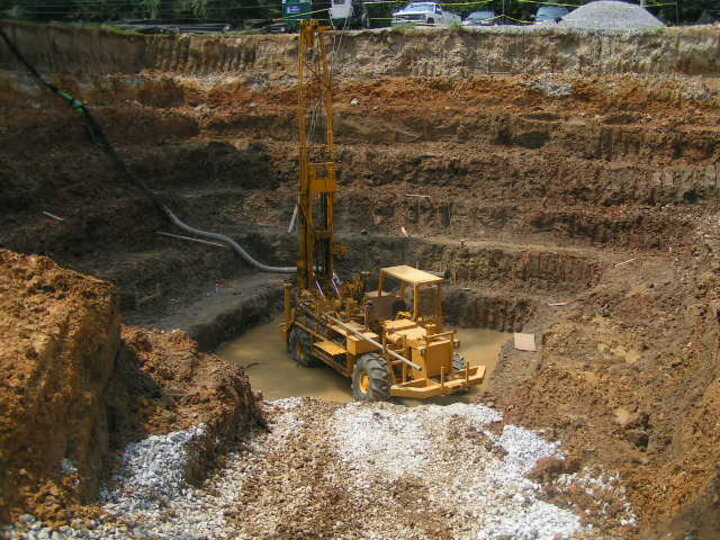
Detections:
[352, 353, 391, 402]
[289, 326, 319, 368]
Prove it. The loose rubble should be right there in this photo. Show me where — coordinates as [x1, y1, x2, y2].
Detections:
[524, 76, 574, 97]
[4, 398, 636, 539]
[333, 403, 579, 539]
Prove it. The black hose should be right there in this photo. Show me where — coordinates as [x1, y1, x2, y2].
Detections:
[0, 24, 296, 274]
[0, 25, 166, 216]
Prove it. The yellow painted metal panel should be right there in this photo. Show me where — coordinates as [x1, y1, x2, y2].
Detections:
[381, 265, 444, 285]
[310, 175, 337, 193]
[422, 339, 453, 378]
[347, 334, 378, 356]
[314, 340, 347, 356]
[389, 366, 485, 398]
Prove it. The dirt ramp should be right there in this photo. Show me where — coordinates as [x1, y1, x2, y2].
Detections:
[0, 249, 260, 526]
[113, 327, 261, 485]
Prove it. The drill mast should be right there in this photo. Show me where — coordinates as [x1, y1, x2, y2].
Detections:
[296, 20, 337, 295]
[284, 21, 487, 402]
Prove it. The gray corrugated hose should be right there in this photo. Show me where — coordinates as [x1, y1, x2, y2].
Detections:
[164, 206, 296, 274]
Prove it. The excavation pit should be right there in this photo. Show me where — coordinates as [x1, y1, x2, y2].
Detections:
[1, 20, 719, 539]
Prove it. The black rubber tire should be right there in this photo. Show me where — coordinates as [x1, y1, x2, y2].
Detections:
[289, 326, 320, 368]
[352, 353, 391, 402]
[427, 18, 434, 24]
[453, 353, 466, 371]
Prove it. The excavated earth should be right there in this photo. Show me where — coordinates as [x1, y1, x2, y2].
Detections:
[1, 21, 720, 538]
[0, 250, 260, 527]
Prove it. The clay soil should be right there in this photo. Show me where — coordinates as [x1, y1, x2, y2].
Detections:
[0, 249, 259, 525]
[1, 22, 720, 538]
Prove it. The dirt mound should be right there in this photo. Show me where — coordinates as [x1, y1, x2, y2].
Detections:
[0, 249, 118, 524]
[113, 327, 261, 485]
[0, 249, 260, 526]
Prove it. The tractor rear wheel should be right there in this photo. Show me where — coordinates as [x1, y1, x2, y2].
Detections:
[352, 353, 391, 402]
[289, 326, 319, 368]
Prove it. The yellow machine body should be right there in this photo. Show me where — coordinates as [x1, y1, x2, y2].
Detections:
[283, 21, 485, 401]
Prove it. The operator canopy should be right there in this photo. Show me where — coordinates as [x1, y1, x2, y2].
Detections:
[381, 265, 444, 285]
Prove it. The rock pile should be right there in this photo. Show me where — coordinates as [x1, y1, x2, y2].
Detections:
[4, 398, 637, 539]
[559, 1, 665, 30]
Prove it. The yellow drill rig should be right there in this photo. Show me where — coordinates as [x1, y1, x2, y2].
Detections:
[283, 20, 485, 401]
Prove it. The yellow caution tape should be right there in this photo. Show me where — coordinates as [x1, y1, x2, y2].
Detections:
[503, 14, 533, 24]
[516, 0, 579, 8]
[435, 0, 495, 5]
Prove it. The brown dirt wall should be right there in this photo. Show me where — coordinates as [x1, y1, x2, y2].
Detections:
[0, 22, 719, 537]
[0, 249, 260, 525]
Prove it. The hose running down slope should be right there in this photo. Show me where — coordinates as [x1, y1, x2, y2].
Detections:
[164, 207, 295, 274]
[0, 26, 296, 275]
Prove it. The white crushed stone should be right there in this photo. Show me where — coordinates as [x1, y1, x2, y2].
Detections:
[559, 1, 665, 30]
[555, 468, 638, 527]
[332, 402, 576, 539]
[525, 76, 574, 97]
[101, 424, 207, 513]
[4, 398, 635, 539]
[59, 458, 77, 476]
[499, 424, 561, 474]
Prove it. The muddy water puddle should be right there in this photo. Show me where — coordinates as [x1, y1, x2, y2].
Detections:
[216, 319, 510, 404]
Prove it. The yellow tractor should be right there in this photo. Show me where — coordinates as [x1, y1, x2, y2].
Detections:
[282, 21, 485, 401]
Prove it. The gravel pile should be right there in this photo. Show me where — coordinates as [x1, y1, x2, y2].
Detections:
[558, 1, 665, 30]
[101, 425, 207, 514]
[4, 397, 636, 539]
[333, 402, 579, 539]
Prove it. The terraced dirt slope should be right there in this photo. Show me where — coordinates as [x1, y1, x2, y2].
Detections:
[1, 21, 719, 537]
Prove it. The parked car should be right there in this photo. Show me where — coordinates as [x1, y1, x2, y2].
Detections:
[532, 6, 570, 24]
[329, 0, 370, 29]
[391, 2, 461, 26]
[462, 10, 497, 26]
